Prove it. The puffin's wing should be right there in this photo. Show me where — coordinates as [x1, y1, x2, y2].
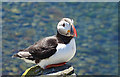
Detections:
[13, 36, 58, 64]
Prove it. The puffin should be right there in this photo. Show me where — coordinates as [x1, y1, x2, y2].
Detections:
[13, 18, 77, 69]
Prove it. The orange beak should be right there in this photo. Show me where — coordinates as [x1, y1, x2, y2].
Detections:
[72, 24, 77, 37]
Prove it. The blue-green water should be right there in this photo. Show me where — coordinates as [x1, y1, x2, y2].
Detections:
[2, 2, 118, 75]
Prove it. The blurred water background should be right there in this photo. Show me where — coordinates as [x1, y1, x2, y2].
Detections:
[2, 2, 118, 75]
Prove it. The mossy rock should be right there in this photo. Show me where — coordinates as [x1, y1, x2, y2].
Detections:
[21, 64, 76, 77]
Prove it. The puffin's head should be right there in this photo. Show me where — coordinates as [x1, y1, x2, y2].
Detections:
[57, 18, 77, 37]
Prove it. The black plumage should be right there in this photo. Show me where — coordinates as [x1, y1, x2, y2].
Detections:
[13, 30, 73, 64]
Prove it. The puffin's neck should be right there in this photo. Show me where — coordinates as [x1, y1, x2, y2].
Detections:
[56, 31, 73, 44]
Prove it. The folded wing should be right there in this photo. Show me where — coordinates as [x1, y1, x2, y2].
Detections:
[13, 36, 58, 64]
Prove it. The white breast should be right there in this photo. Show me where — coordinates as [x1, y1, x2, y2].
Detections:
[38, 38, 76, 68]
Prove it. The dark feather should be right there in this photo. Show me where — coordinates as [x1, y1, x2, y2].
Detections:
[14, 32, 73, 63]
[56, 31, 73, 44]
[20, 36, 58, 61]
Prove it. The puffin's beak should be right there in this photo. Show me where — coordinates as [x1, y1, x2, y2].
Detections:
[71, 24, 77, 37]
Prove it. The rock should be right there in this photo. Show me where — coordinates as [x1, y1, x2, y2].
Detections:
[21, 63, 76, 77]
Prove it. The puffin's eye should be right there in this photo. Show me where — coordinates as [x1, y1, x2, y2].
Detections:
[63, 23, 65, 27]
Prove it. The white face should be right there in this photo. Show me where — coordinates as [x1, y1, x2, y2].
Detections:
[57, 18, 74, 36]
